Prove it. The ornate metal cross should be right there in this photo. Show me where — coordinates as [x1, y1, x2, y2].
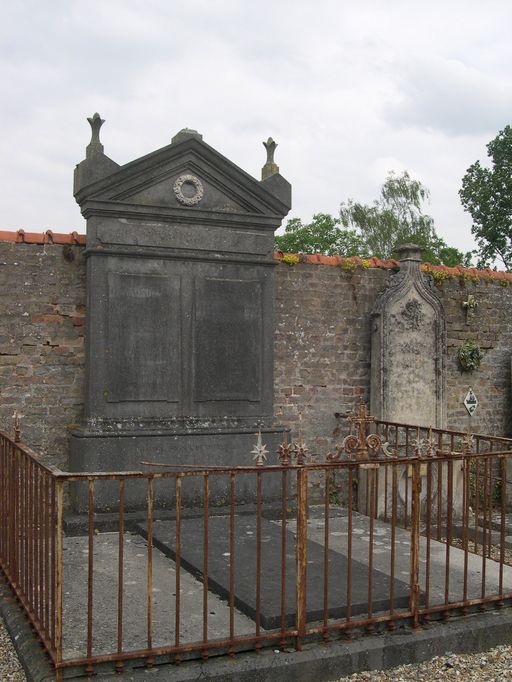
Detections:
[347, 402, 377, 460]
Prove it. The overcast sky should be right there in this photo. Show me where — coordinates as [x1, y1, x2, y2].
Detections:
[2, 0, 512, 254]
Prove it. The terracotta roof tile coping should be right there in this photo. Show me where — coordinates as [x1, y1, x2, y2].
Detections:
[0, 230, 85, 245]
[0, 233, 509, 281]
[274, 250, 512, 281]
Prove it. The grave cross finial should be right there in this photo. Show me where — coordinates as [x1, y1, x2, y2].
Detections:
[261, 137, 279, 180]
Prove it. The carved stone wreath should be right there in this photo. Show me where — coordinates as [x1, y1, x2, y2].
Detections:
[173, 174, 204, 206]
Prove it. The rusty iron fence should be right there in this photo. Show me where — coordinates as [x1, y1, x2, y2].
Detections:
[1, 412, 512, 679]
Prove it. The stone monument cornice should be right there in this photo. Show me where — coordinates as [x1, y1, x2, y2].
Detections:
[79, 199, 284, 228]
[81, 246, 278, 268]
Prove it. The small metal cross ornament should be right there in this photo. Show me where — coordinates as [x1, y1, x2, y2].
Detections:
[346, 400, 379, 461]
[277, 431, 293, 465]
[251, 431, 268, 466]
[292, 413, 309, 465]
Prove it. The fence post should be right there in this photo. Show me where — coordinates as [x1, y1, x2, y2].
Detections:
[295, 466, 308, 650]
[409, 461, 421, 628]
[55, 480, 64, 672]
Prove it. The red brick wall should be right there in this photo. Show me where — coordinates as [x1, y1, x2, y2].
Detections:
[274, 260, 512, 461]
[0, 241, 85, 467]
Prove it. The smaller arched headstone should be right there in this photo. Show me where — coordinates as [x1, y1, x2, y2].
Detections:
[370, 244, 446, 428]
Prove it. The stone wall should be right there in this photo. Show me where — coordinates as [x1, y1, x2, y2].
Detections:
[1, 237, 511, 468]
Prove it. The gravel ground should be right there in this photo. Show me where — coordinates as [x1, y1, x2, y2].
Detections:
[337, 645, 512, 681]
[0, 615, 26, 681]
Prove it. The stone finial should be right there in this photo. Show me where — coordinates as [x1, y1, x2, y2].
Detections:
[86, 113, 105, 158]
[261, 137, 279, 180]
[396, 243, 423, 263]
[171, 128, 203, 145]
[74, 113, 120, 195]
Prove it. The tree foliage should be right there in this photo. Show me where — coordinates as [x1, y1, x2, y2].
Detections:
[460, 125, 512, 271]
[274, 212, 368, 256]
[275, 171, 467, 266]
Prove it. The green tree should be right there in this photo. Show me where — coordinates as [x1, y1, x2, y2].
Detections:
[339, 171, 465, 265]
[276, 172, 467, 266]
[275, 212, 368, 256]
[460, 125, 512, 271]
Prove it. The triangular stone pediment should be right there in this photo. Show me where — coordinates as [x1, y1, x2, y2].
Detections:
[75, 137, 290, 218]
[107, 160, 259, 214]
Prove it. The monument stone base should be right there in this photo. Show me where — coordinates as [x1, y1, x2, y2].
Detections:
[69, 424, 287, 512]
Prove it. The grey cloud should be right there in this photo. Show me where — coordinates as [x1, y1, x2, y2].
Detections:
[384, 57, 512, 136]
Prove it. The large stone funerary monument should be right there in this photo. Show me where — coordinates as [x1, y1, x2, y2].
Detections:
[69, 115, 291, 508]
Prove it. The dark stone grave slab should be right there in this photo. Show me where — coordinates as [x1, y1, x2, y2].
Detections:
[135, 515, 410, 630]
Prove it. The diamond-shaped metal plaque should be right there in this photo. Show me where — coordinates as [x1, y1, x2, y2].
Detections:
[464, 388, 478, 416]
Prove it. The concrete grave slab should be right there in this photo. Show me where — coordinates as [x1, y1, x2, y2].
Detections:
[135, 515, 410, 630]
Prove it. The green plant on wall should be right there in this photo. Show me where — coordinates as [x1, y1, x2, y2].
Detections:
[458, 340, 483, 372]
[281, 253, 300, 266]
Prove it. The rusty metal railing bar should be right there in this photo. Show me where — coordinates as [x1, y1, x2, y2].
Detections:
[86, 480, 95, 673]
[116, 479, 125, 673]
[44, 472, 50, 637]
[175, 476, 182, 663]
[444, 457, 453, 609]
[499, 457, 506, 601]
[55, 628, 302, 669]
[279, 468, 288, 649]
[295, 467, 308, 651]
[481, 458, 489, 602]
[5, 451, 512, 485]
[322, 469, 330, 642]
[346, 465, 353, 634]
[424, 459, 432, 622]
[462, 458, 470, 608]
[0, 566, 57, 664]
[367, 467, 376, 630]
[50, 476, 56, 649]
[388, 463, 397, 627]
[374, 421, 512, 445]
[228, 473, 236, 656]
[306, 608, 415, 637]
[55, 480, 64, 667]
[202, 474, 209, 660]
[146, 478, 154, 669]
[255, 471, 262, 651]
